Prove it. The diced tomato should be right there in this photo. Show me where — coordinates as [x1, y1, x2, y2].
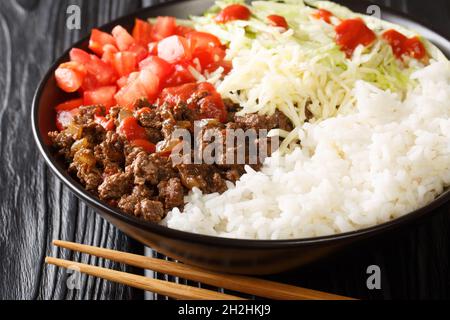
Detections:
[115, 71, 159, 108]
[215, 4, 251, 24]
[148, 42, 159, 55]
[192, 46, 226, 71]
[70, 48, 91, 64]
[112, 25, 136, 51]
[187, 32, 222, 53]
[118, 117, 147, 140]
[117, 76, 128, 88]
[157, 35, 192, 63]
[101, 44, 119, 65]
[382, 29, 427, 60]
[94, 115, 115, 131]
[131, 139, 156, 153]
[382, 30, 407, 58]
[80, 74, 99, 92]
[139, 56, 174, 82]
[55, 61, 87, 93]
[185, 32, 227, 72]
[56, 108, 80, 131]
[113, 51, 137, 77]
[335, 18, 376, 58]
[127, 72, 141, 84]
[164, 62, 196, 87]
[206, 58, 232, 74]
[115, 80, 147, 109]
[132, 19, 153, 46]
[89, 29, 117, 56]
[160, 82, 227, 122]
[55, 98, 84, 112]
[152, 16, 177, 41]
[159, 82, 196, 106]
[196, 82, 227, 121]
[83, 86, 117, 110]
[267, 15, 288, 29]
[138, 69, 160, 100]
[117, 71, 140, 88]
[128, 43, 148, 62]
[175, 25, 195, 37]
[313, 9, 333, 24]
[70, 48, 118, 88]
[405, 37, 427, 60]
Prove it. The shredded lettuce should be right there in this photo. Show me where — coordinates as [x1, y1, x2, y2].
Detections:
[190, 0, 445, 152]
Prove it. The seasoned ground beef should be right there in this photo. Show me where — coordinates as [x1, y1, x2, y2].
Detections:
[177, 164, 227, 194]
[131, 152, 177, 186]
[118, 185, 162, 220]
[49, 99, 292, 223]
[234, 110, 293, 132]
[48, 131, 74, 159]
[158, 178, 185, 210]
[99, 172, 133, 200]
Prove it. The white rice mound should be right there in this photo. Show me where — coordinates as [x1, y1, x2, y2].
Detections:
[164, 61, 450, 240]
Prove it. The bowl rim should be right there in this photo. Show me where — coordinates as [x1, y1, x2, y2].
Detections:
[32, 0, 450, 249]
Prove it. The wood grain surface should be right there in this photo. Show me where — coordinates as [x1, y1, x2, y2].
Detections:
[0, 0, 449, 300]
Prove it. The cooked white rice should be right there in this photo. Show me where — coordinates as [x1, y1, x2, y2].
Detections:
[163, 61, 450, 240]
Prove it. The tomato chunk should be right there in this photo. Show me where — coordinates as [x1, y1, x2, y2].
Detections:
[131, 139, 156, 153]
[89, 29, 117, 56]
[335, 18, 376, 58]
[267, 15, 288, 29]
[55, 98, 84, 113]
[84, 86, 117, 110]
[215, 4, 251, 24]
[138, 69, 160, 100]
[139, 56, 174, 82]
[55, 61, 87, 93]
[101, 44, 119, 65]
[112, 25, 136, 51]
[187, 32, 222, 52]
[132, 19, 153, 46]
[193, 47, 226, 72]
[128, 43, 148, 62]
[115, 70, 159, 108]
[118, 117, 147, 141]
[116, 72, 140, 89]
[313, 9, 334, 24]
[175, 25, 195, 37]
[115, 80, 148, 109]
[70, 48, 118, 89]
[196, 82, 227, 121]
[382, 29, 427, 60]
[164, 63, 196, 87]
[113, 51, 137, 77]
[148, 41, 159, 55]
[94, 115, 115, 131]
[158, 35, 192, 63]
[159, 82, 227, 122]
[405, 37, 427, 60]
[153, 16, 177, 41]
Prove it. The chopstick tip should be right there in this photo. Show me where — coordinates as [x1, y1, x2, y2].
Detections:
[53, 239, 65, 247]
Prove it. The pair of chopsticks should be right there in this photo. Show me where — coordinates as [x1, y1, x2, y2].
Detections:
[46, 240, 354, 300]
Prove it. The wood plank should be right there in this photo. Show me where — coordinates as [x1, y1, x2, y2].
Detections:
[0, 0, 151, 300]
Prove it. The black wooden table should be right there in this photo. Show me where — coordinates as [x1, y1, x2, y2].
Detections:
[0, 0, 449, 300]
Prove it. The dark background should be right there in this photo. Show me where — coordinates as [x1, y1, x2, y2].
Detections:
[0, 0, 449, 300]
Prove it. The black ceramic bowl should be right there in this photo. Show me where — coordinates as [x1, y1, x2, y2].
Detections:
[32, 0, 450, 275]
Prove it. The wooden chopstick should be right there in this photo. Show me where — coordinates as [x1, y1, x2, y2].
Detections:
[52, 240, 354, 300]
[45, 257, 244, 300]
